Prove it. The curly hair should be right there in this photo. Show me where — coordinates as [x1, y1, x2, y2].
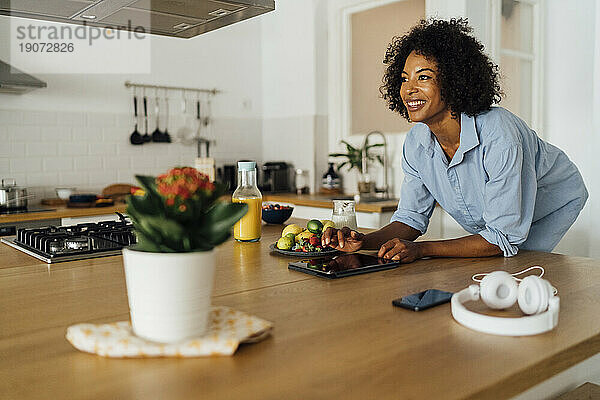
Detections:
[380, 18, 502, 120]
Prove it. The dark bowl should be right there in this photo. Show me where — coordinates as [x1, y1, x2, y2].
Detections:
[261, 206, 294, 225]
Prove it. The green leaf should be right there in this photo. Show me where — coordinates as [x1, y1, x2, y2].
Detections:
[127, 194, 161, 218]
[337, 161, 349, 171]
[135, 175, 159, 195]
[199, 201, 248, 242]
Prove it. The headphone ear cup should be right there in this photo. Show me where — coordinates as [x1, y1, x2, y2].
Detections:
[518, 276, 552, 315]
[479, 271, 518, 309]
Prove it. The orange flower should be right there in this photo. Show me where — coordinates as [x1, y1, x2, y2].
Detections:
[156, 167, 214, 206]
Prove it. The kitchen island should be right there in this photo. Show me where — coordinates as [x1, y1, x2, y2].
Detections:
[1, 220, 600, 399]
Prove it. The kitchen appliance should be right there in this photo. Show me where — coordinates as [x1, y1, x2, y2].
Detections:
[217, 164, 237, 193]
[260, 162, 292, 193]
[0, 207, 58, 237]
[294, 169, 309, 195]
[0, 60, 46, 94]
[1, 219, 136, 263]
[0, 179, 34, 210]
[0, 0, 275, 39]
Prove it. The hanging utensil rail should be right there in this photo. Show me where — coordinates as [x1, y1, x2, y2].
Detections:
[124, 81, 220, 96]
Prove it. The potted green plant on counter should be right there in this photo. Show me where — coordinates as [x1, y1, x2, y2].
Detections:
[329, 140, 383, 194]
[123, 167, 247, 343]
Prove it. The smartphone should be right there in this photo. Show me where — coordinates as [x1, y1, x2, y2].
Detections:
[392, 289, 454, 311]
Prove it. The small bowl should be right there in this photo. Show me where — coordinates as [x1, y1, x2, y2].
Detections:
[261, 203, 294, 225]
[55, 187, 76, 200]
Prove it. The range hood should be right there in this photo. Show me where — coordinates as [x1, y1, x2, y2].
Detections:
[0, 0, 275, 38]
[0, 60, 46, 94]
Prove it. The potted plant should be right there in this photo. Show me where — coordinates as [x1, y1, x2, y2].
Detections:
[329, 140, 383, 194]
[123, 167, 247, 343]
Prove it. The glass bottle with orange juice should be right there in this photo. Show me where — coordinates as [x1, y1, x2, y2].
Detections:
[232, 161, 262, 242]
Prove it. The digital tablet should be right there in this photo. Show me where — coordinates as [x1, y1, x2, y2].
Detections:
[288, 253, 401, 279]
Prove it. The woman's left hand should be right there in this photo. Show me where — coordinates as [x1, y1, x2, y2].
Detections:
[377, 238, 423, 263]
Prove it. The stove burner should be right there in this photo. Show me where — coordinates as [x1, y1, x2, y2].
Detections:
[48, 240, 64, 253]
[65, 237, 89, 251]
[2, 218, 136, 263]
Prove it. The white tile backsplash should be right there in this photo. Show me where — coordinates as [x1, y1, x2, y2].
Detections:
[0, 110, 23, 125]
[73, 156, 103, 170]
[0, 126, 8, 142]
[88, 143, 117, 155]
[40, 126, 73, 142]
[86, 112, 116, 128]
[59, 143, 88, 156]
[57, 112, 85, 127]
[43, 157, 73, 171]
[8, 126, 41, 142]
[10, 157, 42, 173]
[28, 143, 57, 157]
[3, 109, 262, 200]
[22, 111, 57, 126]
[0, 158, 9, 174]
[28, 172, 59, 186]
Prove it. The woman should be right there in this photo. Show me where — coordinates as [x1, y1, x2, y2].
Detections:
[323, 18, 588, 262]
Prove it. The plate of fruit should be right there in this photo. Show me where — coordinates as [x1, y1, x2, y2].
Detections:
[270, 219, 340, 257]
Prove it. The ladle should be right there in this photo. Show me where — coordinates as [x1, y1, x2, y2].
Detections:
[152, 89, 163, 142]
[142, 91, 151, 143]
[129, 88, 143, 145]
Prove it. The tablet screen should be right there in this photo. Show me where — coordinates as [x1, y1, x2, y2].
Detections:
[289, 253, 400, 277]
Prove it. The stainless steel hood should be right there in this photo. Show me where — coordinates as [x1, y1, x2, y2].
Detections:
[0, 60, 46, 94]
[0, 0, 275, 38]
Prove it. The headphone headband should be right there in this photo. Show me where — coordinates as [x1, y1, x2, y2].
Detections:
[451, 285, 560, 336]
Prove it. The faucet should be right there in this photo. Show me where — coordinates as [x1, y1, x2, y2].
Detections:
[361, 131, 389, 199]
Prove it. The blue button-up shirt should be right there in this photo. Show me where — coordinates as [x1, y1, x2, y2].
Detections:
[391, 107, 588, 256]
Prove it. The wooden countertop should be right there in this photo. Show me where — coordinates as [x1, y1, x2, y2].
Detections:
[1, 220, 599, 399]
[0, 204, 127, 224]
[263, 193, 399, 213]
[1, 195, 398, 225]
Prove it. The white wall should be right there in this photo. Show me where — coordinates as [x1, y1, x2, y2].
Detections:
[0, 16, 264, 118]
[0, 14, 265, 199]
[260, 0, 328, 192]
[542, 0, 597, 256]
[592, 0, 600, 259]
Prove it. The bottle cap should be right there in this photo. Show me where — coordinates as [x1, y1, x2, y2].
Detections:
[237, 161, 256, 171]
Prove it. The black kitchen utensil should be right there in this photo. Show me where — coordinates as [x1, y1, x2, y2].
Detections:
[142, 96, 151, 143]
[129, 94, 143, 145]
[196, 100, 203, 157]
[163, 95, 172, 143]
[151, 95, 163, 142]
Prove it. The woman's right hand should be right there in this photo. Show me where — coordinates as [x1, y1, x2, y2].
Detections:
[322, 226, 364, 253]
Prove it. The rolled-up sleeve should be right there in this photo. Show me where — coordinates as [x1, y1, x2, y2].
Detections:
[478, 142, 536, 256]
[390, 144, 436, 234]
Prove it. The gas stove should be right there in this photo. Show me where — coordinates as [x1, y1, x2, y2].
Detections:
[1, 220, 136, 263]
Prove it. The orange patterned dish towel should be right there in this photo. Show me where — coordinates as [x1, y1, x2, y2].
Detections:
[66, 306, 273, 357]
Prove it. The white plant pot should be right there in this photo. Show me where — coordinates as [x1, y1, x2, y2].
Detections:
[122, 248, 216, 343]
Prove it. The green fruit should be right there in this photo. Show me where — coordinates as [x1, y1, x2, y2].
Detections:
[282, 224, 304, 237]
[307, 219, 324, 234]
[285, 233, 296, 240]
[277, 236, 294, 250]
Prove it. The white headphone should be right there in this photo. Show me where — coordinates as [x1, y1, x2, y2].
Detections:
[451, 266, 560, 336]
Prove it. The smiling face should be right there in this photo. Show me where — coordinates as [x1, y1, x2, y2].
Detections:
[400, 51, 450, 126]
